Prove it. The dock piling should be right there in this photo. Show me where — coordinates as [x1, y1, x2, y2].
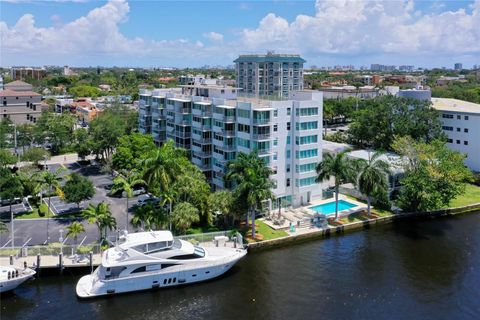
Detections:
[89, 251, 93, 274]
[9, 255, 13, 265]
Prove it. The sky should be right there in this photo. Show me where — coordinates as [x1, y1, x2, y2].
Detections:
[1, 0, 479, 68]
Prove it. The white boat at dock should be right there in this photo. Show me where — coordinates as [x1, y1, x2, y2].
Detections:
[0, 266, 36, 293]
[76, 230, 247, 298]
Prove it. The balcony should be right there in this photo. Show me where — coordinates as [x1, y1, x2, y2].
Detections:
[193, 150, 212, 158]
[193, 137, 212, 144]
[192, 122, 212, 131]
[257, 148, 272, 156]
[252, 133, 271, 140]
[192, 108, 212, 117]
[253, 118, 271, 125]
[175, 131, 191, 138]
[219, 144, 236, 152]
[178, 108, 191, 114]
[221, 129, 235, 136]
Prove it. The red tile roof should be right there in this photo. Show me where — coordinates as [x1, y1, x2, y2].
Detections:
[0, 89, 41, 97]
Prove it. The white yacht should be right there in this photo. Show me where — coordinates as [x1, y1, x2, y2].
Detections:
[76, 230, 247, 298]
[0, 266, 36, 293]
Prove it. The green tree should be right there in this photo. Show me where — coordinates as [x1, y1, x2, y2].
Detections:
[226, 151, 274, 238]
[112, 133, 156, 171]
[393, 137, 473, 212]
[0, 119, 14, 149]
[315, 151, 355, 220]
[0, 169, 24, 248]
[39, 167, 64, 243]
[88, 105, 137, 160]
[21, 147, 50, 166]
[74, 128, 93, 160]
[66, 221, 85, 252]
[210, 190, 235, 226]
[172, 202, 200, 234]
[349, 95, 444, 150]
[68, 85, 101, 98]
[82, 202, 117, 240]
[111, 169, 145, 231]
[34, 112, 76, 154]
[131, 204, 167, 231]
[0, 149, 17, 168]
[63, 173, 95, 208]
[142, 140, 185, 195]
[355, 151, 391, 215]
[16, 124, 36, 152]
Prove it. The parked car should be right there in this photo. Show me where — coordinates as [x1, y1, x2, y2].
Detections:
[0, 197, 22, 206]
[122, 187, 146, 198]
[136, 194, 161, 207]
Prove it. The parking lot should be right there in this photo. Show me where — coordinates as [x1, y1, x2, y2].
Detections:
[1, 161, 144, 246]
[0, 201, 30, 217]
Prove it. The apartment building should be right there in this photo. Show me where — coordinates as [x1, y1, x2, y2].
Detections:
[432, 98, 480, 171]
[139, 85, 324, 208]
[0, 82, 42, 125]
[234, 53, 305, 98]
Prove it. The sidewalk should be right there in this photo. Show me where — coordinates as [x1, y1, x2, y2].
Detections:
[16, 153, 96, 168]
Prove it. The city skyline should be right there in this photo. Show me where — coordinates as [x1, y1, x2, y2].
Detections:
[1, 0, 480, 68]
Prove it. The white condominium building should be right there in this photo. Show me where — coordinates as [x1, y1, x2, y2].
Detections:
[139, 85, 323, 208]
[432, 98, 480, 172]
[234, 52, 305, 98]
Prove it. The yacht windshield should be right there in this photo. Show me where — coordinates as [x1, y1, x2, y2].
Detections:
[132, 241, 173, 254]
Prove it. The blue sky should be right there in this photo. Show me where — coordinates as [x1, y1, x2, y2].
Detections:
[1, 0, 479, 68]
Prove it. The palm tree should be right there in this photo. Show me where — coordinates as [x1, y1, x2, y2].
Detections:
[159, 190, 176, 231]
[210, 190, 235, 226]
[315, 151, 355, 221]
[82, 202, 117, 241]
[39, 167, 65, 243]
[171, 202, 200, 234]
[66, 221, 85, 254]
[131, 204, 167, 231]
[0, 171, 23, 249]
[226, 151, 274, 239]
[110, 169, 145, 231]
[356, 151, 390, 216]
[142, 140, 184, 194]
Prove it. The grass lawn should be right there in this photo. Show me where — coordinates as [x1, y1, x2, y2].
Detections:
[15, 208, 54, 219]
[15, 208, 82, 220]
[248, 220, 288, 242]
[448, 184, 480, 207]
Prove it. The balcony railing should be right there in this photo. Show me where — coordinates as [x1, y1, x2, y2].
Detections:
[221, 129, 235, 136]
[257, 148, 272, 156]
[175, 131, 191, 138]
[252, 133, 271, 140]
[253, 118, 271, 125]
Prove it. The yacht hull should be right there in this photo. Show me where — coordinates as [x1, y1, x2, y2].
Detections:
[0, 268, 36, 293]
[76, 249, 246, 298]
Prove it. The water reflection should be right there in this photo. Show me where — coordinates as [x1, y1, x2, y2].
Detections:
[2, 213, 480, 320]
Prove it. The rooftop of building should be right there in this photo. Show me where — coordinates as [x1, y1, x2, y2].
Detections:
[0, 88, 41, 97]
[4, 80, 33, 87]
[234, 53, 306, 64]
[431, 98, 480, 114]
[179, 84, 241, 90]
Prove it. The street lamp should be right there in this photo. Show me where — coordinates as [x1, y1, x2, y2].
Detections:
[59, 229, 64, 256]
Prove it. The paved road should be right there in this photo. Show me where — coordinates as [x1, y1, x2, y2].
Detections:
[1, 162, 142, 246]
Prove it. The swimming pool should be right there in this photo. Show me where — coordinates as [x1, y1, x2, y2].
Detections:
[309, 200, 357, 215]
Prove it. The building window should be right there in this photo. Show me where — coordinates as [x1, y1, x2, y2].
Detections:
[457, 115, 461, 120]
[286, 178, 291, 187]
[456, 140, 460, 144]
[273, 153, 278, 161]
[464, 128, 469, 133]
[287, 122, 291, 131]
[274, 110, 278, 117]
[286, 150, 291, 159]
[273, 124, 278, 132]
[287, 136, 291, 144]
[457, 128, 461, 132]
[287, 108, 291, 116]
[286, 164, 290, 172]
[447, 138, 453, 143]
[465, 116, 469, 120]
[273, 138, 278, 146]
[464, 141, 469, 145]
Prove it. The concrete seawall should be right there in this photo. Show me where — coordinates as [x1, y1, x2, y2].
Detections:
[248, 203, 480, 252]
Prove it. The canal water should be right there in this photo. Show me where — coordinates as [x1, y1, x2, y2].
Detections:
[2, 213, 479, 320]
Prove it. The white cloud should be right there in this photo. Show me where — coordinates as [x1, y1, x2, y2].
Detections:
[240, 0, 480, 57]
[203, 31, 224, 42]
[1, 0, 479, 66]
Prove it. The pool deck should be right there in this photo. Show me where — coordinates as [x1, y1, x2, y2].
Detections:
[262, 195, 367, 231]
